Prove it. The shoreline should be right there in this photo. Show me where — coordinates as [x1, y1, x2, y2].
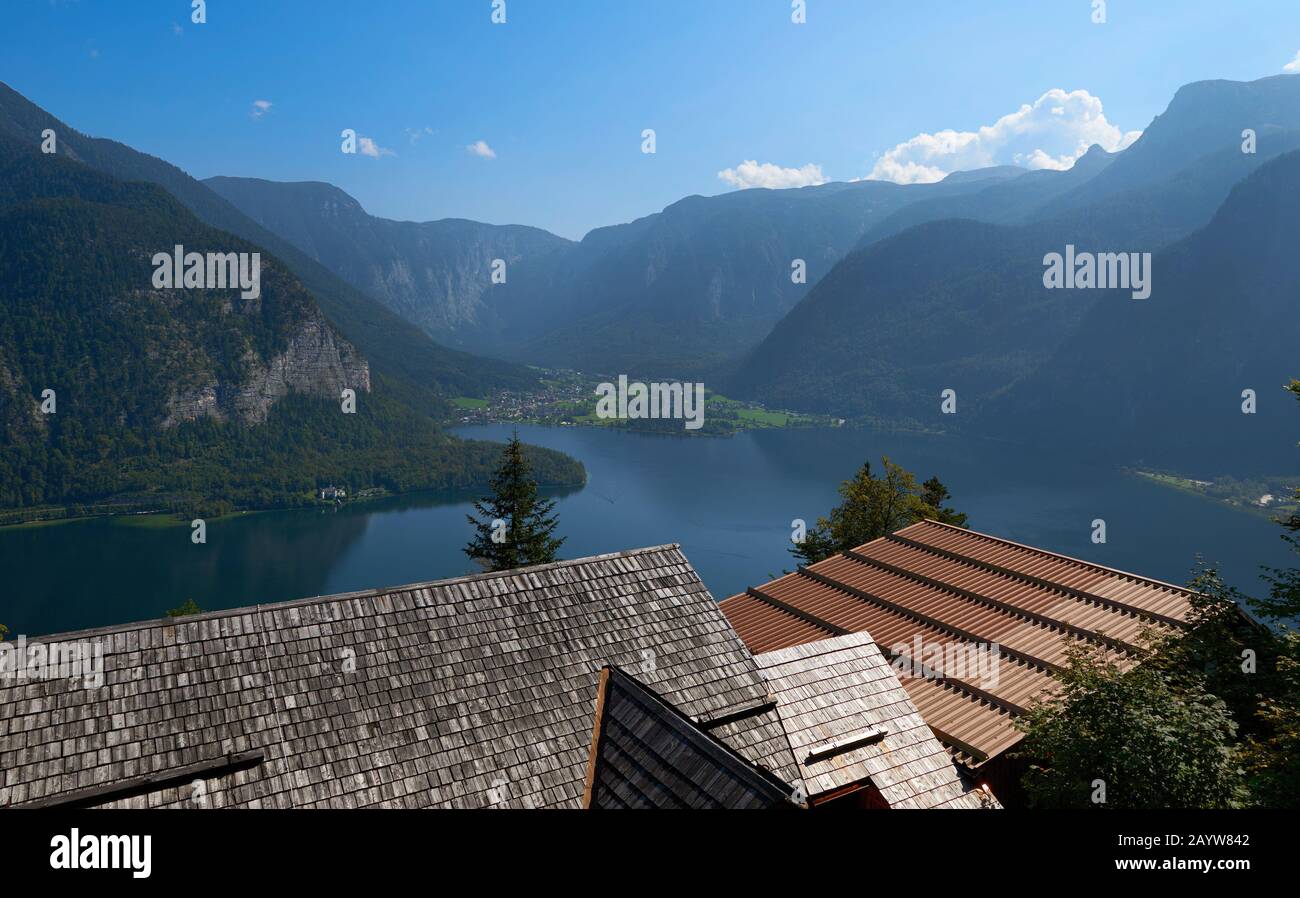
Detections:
[0, 467, 588, 532]
[1127, 468, 1297, 521]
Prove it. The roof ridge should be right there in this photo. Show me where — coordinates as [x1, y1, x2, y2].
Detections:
[840, 547, 1148, 654]
[906, 520, 1197, 596]
[754, 630, 877, 664]
[21, 543, 686, 643]
[881, 531, 1189, 628]
[795, 564, 1063, 675]
[586, 665, 796, 807]
[886, 646, 1032, 716]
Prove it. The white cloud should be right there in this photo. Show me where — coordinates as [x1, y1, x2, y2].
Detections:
[1284, 51, 1300, 73]
[404, 126, 435, 145]
[466, 140, 497, 159]
[358, 136, 395, 158]
[867, 89, 1142, 184]
[250, 99, 273, 120]
[717, 160, 828, 190]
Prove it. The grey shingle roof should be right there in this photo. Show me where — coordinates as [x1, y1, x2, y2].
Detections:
[752, 633, 991, 809]
[583, 666, 795, 809]
[1, 545, 796, 809]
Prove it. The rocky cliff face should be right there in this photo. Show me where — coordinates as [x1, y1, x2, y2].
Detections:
[235, 310, 370, 423]
[163, 307, 370, 427]
[0, 347, 43, 440]
[202, 177, 574, 347]
[0, 126, 382, 445]
[358, 221, 563, 338]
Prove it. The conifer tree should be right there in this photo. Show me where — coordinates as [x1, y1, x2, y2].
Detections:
[465, 431, 565, 571]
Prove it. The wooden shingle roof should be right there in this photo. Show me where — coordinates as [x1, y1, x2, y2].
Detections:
[1, 545, 798, 809]
[751, 633, 988, 809]
[583, 666, 796, 809]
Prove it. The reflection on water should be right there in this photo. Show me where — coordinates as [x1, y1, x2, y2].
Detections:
[1, 424, 1292, 637]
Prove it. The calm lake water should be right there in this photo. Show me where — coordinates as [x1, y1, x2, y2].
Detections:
[2, 423, 1293, 637]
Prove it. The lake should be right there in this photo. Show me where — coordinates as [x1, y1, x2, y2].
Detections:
[2, 423, 1293, 637]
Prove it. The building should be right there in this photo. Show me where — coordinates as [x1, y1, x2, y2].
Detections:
[581, 634, 992, 809]
[751, 632, 993, 808]
[1, 544, 984, 810]
[582, 665, 797, 809]
[720, 520, 1197, 804]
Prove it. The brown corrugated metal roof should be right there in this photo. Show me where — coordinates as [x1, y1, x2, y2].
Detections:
[719, 520, 1195, 769]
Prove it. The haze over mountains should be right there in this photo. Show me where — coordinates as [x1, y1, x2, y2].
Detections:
[209, 169, 1023, 375]
[0, 84, 583, 513]
[2, 72, 1297, 486]
[988, 149, 1300, 472]
[202, 76, 1300, 467]
[204, 176, 574, 345]
[0, 82, 543, 418]
[725, 74, 1300, 470]
[0, 131, 369, 434]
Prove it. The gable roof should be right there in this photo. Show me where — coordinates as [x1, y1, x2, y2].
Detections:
[720, 520, 1196, 769]
[751, 632, 987, 809]
[1, 545, 797, 809]
[583, 665, 796, 809]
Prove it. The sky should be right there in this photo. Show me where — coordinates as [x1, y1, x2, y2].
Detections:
[3, 0, 1299, 239]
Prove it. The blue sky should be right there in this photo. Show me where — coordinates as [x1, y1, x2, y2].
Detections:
[3, 0, 1298, 238]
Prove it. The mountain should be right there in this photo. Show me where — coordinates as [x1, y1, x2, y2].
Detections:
[204, 176, 574, 346]
[1025, 129, 1300, 251]
[855, 77, 1300, 257]
[726, 74, 1300, 457]
[722, 215, 1094, 423]
[854, 145, 1117, 249]
[1020, 77, 1300, 254]
[0, 133, 368, 430]
[206, 79, 1300, 384]
[0, 130, 583, 514]
[208, 168, 1021, 377]
[492, 176, 1024, 376]
[0, 82, 540, 412]
[940, 165, 1028, 185]
[1041, 75, 1300, 210]
[982, 149, 1300, 472]
[506, 75, 1300, 382]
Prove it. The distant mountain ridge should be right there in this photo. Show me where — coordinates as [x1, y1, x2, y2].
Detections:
[0, 95, 584, 514]
[851, 144, 1118, 251]
[14, 71, 1295, 479]
[204, 77, 1300, 388]
[851, 77, 1300, 256]
[1047, 75, 1300, 207]
[0, 81, 542, 412]
[0, 131, 367, 438]
[204, 176, 574, 345]
[940, 165, 1028, 184]
[724, 74, 1300, 471]
[984, 147, 1300, 472]
[208, 166, 1027, 376]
